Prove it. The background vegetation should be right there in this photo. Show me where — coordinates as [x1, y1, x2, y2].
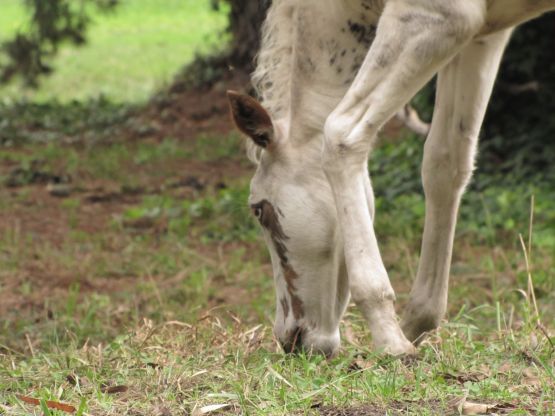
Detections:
[0, 0, 228, 102]
[0, 1, 553, 415]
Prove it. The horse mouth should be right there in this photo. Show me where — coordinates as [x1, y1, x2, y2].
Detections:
[280, 326, 304, 354]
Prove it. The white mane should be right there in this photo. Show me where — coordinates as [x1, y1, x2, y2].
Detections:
[248, 0, 298, 163]
[252, 0, 297, 120]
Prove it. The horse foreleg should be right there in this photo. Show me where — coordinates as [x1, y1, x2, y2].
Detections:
[323, 0, 486, 354]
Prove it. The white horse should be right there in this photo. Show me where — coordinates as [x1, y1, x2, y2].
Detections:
[228, 0, 555, 356]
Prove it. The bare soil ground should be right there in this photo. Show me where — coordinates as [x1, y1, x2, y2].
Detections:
[0, 77, 253, 319]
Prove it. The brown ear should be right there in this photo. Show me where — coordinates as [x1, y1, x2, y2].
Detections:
[227, 90, 274, 148]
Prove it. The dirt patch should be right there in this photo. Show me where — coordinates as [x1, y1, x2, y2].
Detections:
[317, 400, 445, 416]
[0, 73, 260, 320]
[317, 398, 528, 415]
[130, 71, 251, 143]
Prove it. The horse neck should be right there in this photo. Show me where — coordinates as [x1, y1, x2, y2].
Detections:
[284, 1, 381, 145]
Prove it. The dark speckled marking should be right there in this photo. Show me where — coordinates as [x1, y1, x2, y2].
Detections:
[347, 20, 376, 48]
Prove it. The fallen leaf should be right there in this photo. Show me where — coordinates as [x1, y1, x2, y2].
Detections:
[192, 403, 231, 415]
[450, 394, 506, 416]
[460, 401, 497, 415]
[100, 385, 129, 394]
[17, 395, 76, 413]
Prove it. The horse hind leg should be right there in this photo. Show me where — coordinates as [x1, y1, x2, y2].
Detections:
[401, 28, 513, 343]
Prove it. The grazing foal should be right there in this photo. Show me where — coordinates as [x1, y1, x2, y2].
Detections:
[228, 0, 555, 356]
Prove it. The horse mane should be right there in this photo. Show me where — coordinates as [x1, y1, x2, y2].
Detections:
[248, 0, 298, 163]
[252, 0, 297, 119]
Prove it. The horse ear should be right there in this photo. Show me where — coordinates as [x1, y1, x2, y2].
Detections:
[227, 91, 274, 148]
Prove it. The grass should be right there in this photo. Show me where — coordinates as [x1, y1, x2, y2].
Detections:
[0, 0, 229, 103]
[0, 3, 553, 414]
[0, 130, 554, 415]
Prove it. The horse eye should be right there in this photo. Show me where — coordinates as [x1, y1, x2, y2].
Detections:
[253, 207, 263, 219]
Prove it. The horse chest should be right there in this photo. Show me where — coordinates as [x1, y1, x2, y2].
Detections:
[295, 1, 382, 89]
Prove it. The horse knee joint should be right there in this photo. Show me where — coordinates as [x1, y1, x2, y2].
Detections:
[422, 154, 475, 196]
[349, 273, 396, 306]
[323, 113, 368, 170]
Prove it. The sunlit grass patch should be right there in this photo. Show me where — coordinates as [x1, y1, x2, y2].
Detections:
[0, 0, 229, 103]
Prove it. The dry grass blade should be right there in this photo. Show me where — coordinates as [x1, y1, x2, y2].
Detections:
[516, 197, 554, 351]
[192, 403, 232, 415]
[518, 234, 541, 325]
[267, 365, 293, 388]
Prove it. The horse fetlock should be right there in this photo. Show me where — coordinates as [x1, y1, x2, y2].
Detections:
[366, 302, 415, 355]
[352, 296, 414, 354]
[373, 330, 416, 356]
[401, 302, 444, 344]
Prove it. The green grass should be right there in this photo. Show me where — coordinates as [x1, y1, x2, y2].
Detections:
[0, 4, 551, 413]
[0, 0, 228, 103]
[0, 132, 554, 415]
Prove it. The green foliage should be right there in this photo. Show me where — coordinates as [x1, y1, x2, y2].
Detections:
[0, 99, 132, 145]
[370, 133, 555, 249]
[121, 185, 259, 243]
[482, 15, 555, 176]
[0, 124, 553, 413]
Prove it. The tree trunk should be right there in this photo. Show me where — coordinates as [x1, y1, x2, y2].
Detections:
[169, 0, 270, 91]
[225, 0, 271, 71]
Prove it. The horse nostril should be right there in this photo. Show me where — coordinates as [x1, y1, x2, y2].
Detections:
[280, 327, 303, 354]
